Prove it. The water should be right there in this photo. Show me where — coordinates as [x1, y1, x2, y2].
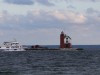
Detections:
[0, 45, 100, 75]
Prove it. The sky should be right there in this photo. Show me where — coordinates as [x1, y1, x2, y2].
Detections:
[0, 0, 100, 45]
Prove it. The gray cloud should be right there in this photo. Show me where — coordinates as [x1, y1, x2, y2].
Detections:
[0, 11, 61, 30]
[35, 0, 54, 6]
[0, 10, 92, 30]
[0, 9, 100, 30]
[4, 0, 54, 6]
[86, 8, 99, 14]
[4, 0, 98, 6]
[0, 11, 59, 33]
[4, 0, 34, 5]
[67, 5, 76, 9]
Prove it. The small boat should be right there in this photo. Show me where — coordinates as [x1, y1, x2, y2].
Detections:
[0, 40, 25, 51]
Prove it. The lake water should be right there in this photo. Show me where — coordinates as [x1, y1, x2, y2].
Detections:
[0, 45, 100, 75]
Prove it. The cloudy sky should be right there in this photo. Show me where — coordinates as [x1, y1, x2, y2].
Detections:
[0, 0, 100, 45]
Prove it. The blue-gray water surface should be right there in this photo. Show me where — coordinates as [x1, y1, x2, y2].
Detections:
[0, 45, 100, 75]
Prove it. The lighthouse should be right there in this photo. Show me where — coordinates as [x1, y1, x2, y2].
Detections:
[60, 31, 72, 48]
[60, 31, 65, 48]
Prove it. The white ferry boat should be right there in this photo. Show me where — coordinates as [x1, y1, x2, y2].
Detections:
[0, 40, 25, 51]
